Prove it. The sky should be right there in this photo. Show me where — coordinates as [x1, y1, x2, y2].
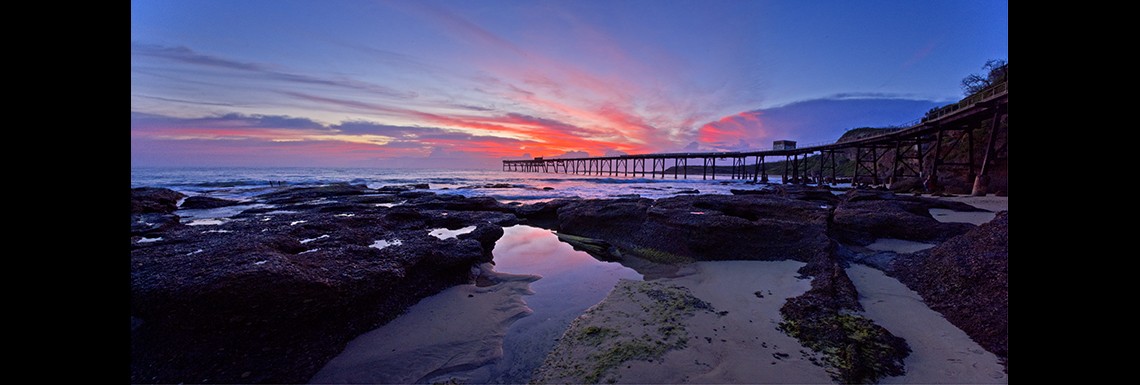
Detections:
[131, 0, 1008, 168]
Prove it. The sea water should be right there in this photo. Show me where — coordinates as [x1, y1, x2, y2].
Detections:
[131, 166, 795, 203]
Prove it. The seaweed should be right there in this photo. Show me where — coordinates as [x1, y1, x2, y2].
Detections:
[778, 313, 910, 384]
[777, 260, 911, 384]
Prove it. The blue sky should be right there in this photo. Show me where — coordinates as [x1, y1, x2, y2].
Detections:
[131, 0, 1007, 168]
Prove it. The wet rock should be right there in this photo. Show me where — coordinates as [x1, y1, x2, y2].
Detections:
[132, 188, 187, 238]
[554, 195, 831, 263]
[778, 253, 910, 384]
[832, 190, 976, 245]
[729, 187, 778, 196]
[456, 183, 519, 189]
[888, 177, 924, 193]
[377, 183, 429, 192]
[732, 185, 840, 206]
[404, 194, 514, 213]
[131, 212, 182, 236]
[132, 187, 186, 214]
[180, 196, 242, 210]
[779, 187, 842, 206]
[257, 183, 371, 204]
[835, 241, 903, 271]
[457, 223, 506, 259]
[556, 198, 651, 243]
[339, 194, 402, 205]
[641, 195, 831, 262]
[395, 190, 436, 199]
[554, 232, 622, 261]
[130, 185, 507, 384]
[512, 198, 579, 228]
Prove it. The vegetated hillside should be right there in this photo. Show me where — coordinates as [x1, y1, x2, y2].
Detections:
[836, 127, 906, 144]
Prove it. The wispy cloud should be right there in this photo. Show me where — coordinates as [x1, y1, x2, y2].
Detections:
[130, 2, 976, 168]
[131, 42, 415, 98]
[417, 4, 527, 56]
[132, 112, 533, 162]
[827, 92, 926, 101]
[133, 94, 237, 107]
[131, 112, 328, 131]
[132, 7, 726, 162]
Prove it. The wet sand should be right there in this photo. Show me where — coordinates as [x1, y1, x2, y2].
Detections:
[534, 260, 833, 384]
[457, 225, 642, 383]
[847, 264, 1007, 384]
[308, 264, 539, 384]
[929, 195, 1008, 225]
[866, 238, 937, 254]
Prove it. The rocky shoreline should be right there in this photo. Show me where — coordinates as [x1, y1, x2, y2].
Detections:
[131, 183, 1007, 383]
[131, 184, 514, 383]
[888, 211, 1009, 371]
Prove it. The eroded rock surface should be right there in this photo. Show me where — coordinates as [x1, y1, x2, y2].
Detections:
[131, 185, 515, 384]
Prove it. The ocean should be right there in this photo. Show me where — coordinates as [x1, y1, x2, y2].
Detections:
[130, 167, 795, 203]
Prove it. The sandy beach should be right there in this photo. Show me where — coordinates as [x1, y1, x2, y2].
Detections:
[537, 243, 1009, 384]
[534, 260, 834, 384]
[847, 264, 1007, 383]
[929, 195, 1008, 225]
[866, 238, 937, 254]
[857, 195, 1009, 383]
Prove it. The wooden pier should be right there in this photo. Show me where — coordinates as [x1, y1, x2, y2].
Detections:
[504, 77, 1007, 194]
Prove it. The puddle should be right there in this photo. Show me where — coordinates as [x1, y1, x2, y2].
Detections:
[370, 239, 403, 250]
[301, 235, 329, 244]
[428, 226, 477, 240]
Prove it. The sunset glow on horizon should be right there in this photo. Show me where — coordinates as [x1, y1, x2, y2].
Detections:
[131, 0, 1008, 168]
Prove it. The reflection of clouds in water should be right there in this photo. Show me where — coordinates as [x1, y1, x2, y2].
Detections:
[492, 226, 603, 274]
[480, 225, 642, 384]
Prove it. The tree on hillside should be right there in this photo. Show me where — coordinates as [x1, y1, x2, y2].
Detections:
[960, 59, 1008, 95]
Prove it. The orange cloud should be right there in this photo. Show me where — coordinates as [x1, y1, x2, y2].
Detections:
[697, 111, 765, 148]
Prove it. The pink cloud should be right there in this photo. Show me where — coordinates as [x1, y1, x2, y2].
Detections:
[697, 111, 766, 149]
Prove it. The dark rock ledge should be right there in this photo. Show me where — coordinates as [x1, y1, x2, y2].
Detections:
[132, 183, 1003, 383]
[131, 184, 513, 384]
